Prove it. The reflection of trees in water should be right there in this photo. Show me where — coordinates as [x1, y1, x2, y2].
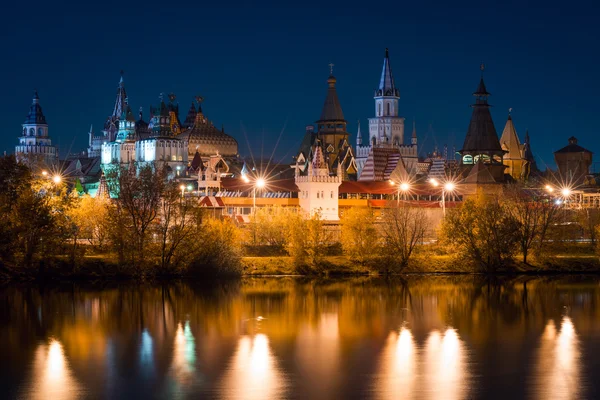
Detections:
[1, 276, 600, 398]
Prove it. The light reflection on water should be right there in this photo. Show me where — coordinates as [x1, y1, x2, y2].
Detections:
[22, 339, 83, 399]
[533, 317, 581, 400]
[1, 277, 598, 399]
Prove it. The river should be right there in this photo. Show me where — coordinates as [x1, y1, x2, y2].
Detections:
[1, 276, 599, 399]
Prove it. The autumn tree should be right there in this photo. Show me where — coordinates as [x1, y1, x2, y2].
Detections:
[340, 207, 378, 264]
[378, 204, 427, 272]
[441, 193, 519, 272]
[106, 164, 165, 269]
[285, 211, 332, 272]
[504, 185, 559, 264]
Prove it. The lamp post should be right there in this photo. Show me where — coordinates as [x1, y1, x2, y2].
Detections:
[389, 180, 410, 205]
[442, 182, 456, 217]
[179, 184, 185, 199]
[429, 179, 455, 217]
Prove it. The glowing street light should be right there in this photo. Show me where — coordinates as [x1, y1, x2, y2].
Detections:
[390, 180, 410, 204]
[561, 188, 572, 197]
[52, 175, 62, 184]
[256, 178, 266, 189]
[545, 184, 554, 193]
[41, 170, 48, 177]
[429, 179, 457, 217]
[180, 184, 185, 198]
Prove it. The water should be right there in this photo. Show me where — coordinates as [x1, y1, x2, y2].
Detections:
[1, 276, 599, 399]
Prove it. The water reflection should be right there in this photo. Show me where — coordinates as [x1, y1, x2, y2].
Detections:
[221, 334, 286, 400]
[23, 338, 82, 399]
[170, 321, 196, 385]
[1, 277, 599, 399]
[533, 317, 582, 400]
[376, 327, 416, 399]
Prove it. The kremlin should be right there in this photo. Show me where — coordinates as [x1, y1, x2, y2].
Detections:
[13, 49, 596, 221]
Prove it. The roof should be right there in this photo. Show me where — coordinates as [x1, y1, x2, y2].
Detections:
[555, 137, 592, 154]
[317, 76, 345, 122]
[24, 91, 47, 125]
[460, 76, 502, 153]
[376, 48, 399, 97]
[340, 181, 442, 196]
[499, 114, 524, 159]
[463, 161, 497, 184]
[221, 177, 299, 193]
[358, 146, 406, 182]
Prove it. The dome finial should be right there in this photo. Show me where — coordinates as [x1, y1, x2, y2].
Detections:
[328, 62, 335, 76]
[385, 48, 389, 58]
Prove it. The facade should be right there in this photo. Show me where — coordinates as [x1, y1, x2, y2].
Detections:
[356, 49, 418, 177]
[295, 141, 343, 220]
[554, 137, 593, 183]
[458, 67, 506, 192]
[15, 91, 58, 167]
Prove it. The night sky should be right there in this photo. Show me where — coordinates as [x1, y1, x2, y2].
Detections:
[2, 0, 598, 169]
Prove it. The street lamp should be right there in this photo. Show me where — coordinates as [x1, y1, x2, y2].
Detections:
[41, 170, 48, 177]
[545, 184, 554, 193]
[429, 179, 456, 217]
[442, 182, 456, 217]
[389, 180, 410, 204]
[179, 184, 185, 198]
[52, 175, 62, 184]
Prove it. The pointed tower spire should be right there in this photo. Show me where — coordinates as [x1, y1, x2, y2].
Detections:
[183, 101, 197, 128]
[460, 65, 502, 155]
[24, 90, 47, 125]
[377, 48, 398, 97]
[411, 120, 417, 145]
[499, 109, 522, 159]
[112, 71, 127, 119]
[356, 120, 362, 146]
[318, 73, 345, 122]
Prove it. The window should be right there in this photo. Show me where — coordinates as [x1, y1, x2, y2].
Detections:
[171, 155, 176, 161]
[330, 191, 333, 198]
[317, 192, 320, 199]
[29, 128, 35, 136]
[38, 128, 43, 136]
[387, 103, 390, 115]
[378, 103, 381, 116]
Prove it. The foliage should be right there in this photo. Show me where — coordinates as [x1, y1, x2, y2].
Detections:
[378, 204, 427, 273]
[285, 211, 333, 273]
[576, 208, 600, 249]
[441, 193, 520, 272]
[106, 164, 165, 270]
[248, 206, 295, 248]
[504, 185, 559, 263]
[340, 207, 378, 264]
[186, 217, 243, 277]
[67, 194, 109, 249]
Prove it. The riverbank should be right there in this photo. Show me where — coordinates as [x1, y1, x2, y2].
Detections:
[2, 247, 600, 282]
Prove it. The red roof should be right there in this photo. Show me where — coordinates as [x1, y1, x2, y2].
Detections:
[221, 177, 299, 193]
[340, 181, 441, 196]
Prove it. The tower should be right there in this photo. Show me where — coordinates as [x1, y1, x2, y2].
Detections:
[295, 140, 343, 220]
[315, 71, 350, 163]
[499, 110, 528, 181]
[16, 90, 58, 167]
[368, 48, 404, 146]
[458, 65, 505, 184]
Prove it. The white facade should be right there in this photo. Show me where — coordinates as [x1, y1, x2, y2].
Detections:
[295, 147, 342, 221]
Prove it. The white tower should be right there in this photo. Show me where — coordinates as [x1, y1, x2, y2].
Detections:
[295, 142, 342, 221]
[368, 48, 404, 146]
[16, 90, 58, 166]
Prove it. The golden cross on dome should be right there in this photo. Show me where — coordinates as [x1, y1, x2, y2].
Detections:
[328, 63, 334, 75]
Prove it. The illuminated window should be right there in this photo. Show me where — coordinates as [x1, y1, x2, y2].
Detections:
[172, 155, 176, 161]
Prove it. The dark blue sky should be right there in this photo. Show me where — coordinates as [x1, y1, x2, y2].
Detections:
[2, 0, 598, 169]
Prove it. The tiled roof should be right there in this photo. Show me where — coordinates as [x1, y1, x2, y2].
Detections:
[317, 76, 345, 122]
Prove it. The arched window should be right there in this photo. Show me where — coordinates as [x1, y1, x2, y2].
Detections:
[38, 128, 43, 136]
[378, 103, 381, 116]
[29, 128, 35, 136]
[317, 192, 320, 199]
[321, 191, 324, 198]
[330, 191, 333, 199]
[387, 103, 390, 115]
[171, 155, 176, 161]
[372, 137, 376, 146]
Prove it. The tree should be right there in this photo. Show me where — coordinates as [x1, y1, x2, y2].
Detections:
[106, 164, 165, 269]
[378, 204, 427, 272]
[504, 186, 559, 264]
[67, 194, 109, 249]
[576, 208, 600, 249]
[154, 183, 204, 272]
[285, 211, 331, 272]
[340, 207, 378, 264]
[441, 193, 519, 272]
[249, 206, 294, 249]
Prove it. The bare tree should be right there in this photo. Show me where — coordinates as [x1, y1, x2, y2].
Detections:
[379, 204, 427, 272]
